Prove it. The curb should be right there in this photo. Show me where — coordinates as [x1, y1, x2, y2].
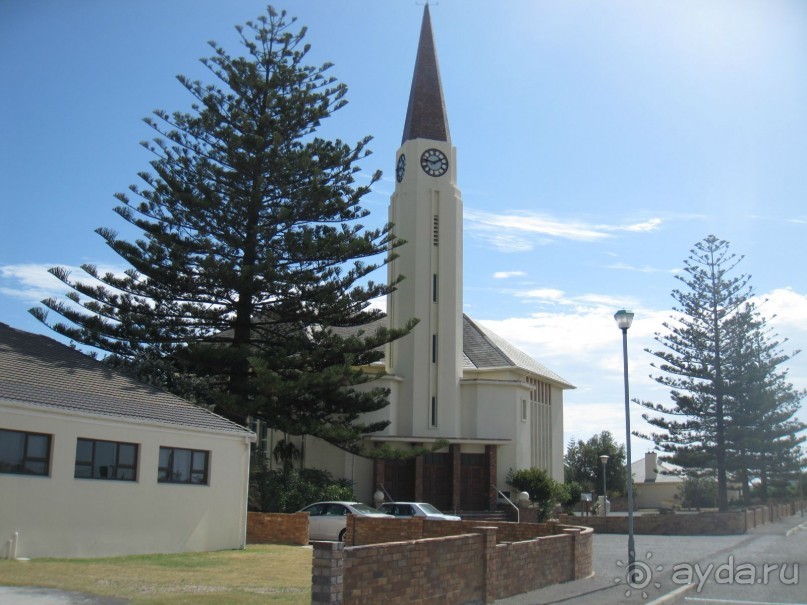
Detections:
[647, 583, 696, 605]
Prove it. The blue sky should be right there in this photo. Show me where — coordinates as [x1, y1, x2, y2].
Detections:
[1, 0, 806, 457]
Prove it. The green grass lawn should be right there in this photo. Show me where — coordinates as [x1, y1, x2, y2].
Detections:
[0, 545, 312, 604]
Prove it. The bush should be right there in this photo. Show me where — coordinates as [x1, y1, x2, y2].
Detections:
[507, 467, 564, 522]
[560, 480, 585, 513]
[679, 475, 717, 509]
[249, 454, 354, 512]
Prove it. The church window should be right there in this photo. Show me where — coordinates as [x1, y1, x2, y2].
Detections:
[433, 215, 439, 245]
[432, 334, 437, 362]
[432, 274, 438, 302]
[521, 399, 528, 422]
[430, 397, 438, 427]
[526, 376, 551, 405]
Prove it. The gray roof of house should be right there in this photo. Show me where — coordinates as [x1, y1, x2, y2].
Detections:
[0, 323, 255, 437]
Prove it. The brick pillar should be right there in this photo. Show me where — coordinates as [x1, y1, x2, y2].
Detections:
[451, 444, 462, 511]
[486, 445, 498, 511]
[373, 457, 385, 496]
[312, 541, 344, 605]
[476, 526, 498, 603]
[563, 528, 579, 581]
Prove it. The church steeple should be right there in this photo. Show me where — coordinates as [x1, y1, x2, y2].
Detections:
[401, 4, 450, 144]
[389, 3, 463, 439]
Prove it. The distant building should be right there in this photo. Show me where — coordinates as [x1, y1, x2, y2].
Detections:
[0, 322, 255, 559]
[632, 452, 683, 509]
[260, 5, 574, 511]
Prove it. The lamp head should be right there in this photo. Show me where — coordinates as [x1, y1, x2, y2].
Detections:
[614, 309, 635, 330]
[600, 454, 609, 464]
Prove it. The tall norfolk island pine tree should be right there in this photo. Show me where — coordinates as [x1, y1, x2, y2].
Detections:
[31, 7, 415, 454]
[637, 235, 804, 511]
[722, 303, 805, 500]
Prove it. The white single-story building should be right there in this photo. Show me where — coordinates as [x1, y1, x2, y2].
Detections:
[0, 322, 255, 559]
[632, 452, 683, 509]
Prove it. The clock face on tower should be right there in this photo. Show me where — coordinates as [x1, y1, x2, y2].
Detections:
[420, 148, 448, 177]
[396, 154, 406, 183]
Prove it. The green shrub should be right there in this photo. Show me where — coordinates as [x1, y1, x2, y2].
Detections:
[560, 480, 584, 513]
[507, 467, 564, 521]
[249, 454, 354, 512]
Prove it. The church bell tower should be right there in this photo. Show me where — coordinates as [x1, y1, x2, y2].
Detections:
[388, 4, 463, 438]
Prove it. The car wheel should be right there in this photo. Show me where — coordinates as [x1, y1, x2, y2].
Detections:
[338, 529, 346, 542]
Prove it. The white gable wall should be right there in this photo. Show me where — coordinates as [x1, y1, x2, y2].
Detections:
[0, 402, 251, 559]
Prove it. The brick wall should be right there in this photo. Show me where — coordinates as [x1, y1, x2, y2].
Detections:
[559, 511, 745, 535]
[559, 501, 807, 536]
[246, 512, 309, 546]
[314, 516, 594, 604]
[495, 533, 570, 598]
[344, 533, 487, 605]
[348, 515, 560, 546]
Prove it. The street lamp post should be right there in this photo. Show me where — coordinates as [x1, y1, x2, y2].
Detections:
[615, 309, 636, 584]
[600, 454, 609, 517]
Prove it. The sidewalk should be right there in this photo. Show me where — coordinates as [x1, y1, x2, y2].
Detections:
[495, 513, 806, 605]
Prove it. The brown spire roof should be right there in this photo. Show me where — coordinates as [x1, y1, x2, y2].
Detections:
[401, 4, 450, 144]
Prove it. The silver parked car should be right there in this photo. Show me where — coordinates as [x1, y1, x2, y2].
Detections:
[377, 501, 461, 521]
[299, 501, 392, 541]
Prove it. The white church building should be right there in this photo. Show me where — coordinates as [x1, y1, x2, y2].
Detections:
[268, 5, 574, 511]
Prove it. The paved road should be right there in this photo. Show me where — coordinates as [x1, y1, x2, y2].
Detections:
[0, 586, 126, 604]
[496, 514, 807, 605]
[680, 517, 806, 605]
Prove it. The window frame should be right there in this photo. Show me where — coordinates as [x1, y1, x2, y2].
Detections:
[158, 446, 210, 485]
[0, 428, 52, 477]
[74, 437, 138, 482]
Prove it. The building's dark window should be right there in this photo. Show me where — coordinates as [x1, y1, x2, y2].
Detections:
[432, 274, 438, 302]
[158, 446, 209, 485]
[0, 429, 51, 476]
[74, 438, 138, 481]
[430, 397, 438, 427]
[432, 334, 437, 363]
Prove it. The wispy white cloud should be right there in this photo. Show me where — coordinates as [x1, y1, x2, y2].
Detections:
[0, 264, 66, 303]
[493, 271, 527, 279]
[516, 288, 567, 302]
[599, 218, 663, 233]
[477, 286, 807, 451]
[606, 262, 680, 274]
[0, 262, 129, 305]
[464, 209, 663, 251]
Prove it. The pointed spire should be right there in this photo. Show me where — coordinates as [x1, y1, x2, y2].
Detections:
[401, 3, 450, 144]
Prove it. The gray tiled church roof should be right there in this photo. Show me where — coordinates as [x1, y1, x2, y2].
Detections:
[325, 314, 573, 388]
[0, 323, 254, 437]
[462, 315, 574, 388]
